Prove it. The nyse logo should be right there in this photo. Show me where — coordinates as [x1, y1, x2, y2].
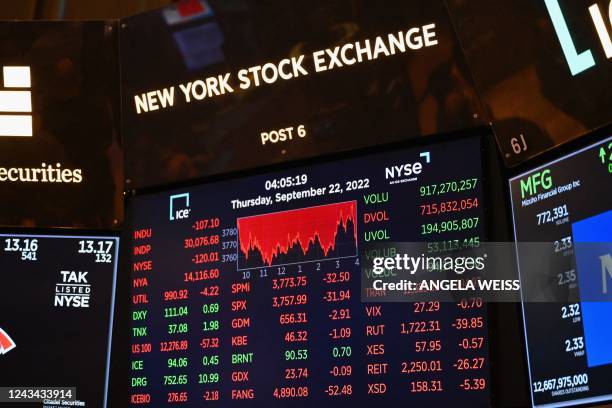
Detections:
[385, 151, 430, 183]
[0, 66, 32, 137]
[0, 327, 16, 355]
[601, 253, 612, 294]
[170, 193, 191, 221]
[54, 271, 91, 308]
[544, 0, 612, 76]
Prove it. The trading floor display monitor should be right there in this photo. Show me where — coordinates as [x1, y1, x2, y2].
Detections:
[509, 136, 612, 407]
[0, 233, 119, 407]
[127, 137, 491, 407]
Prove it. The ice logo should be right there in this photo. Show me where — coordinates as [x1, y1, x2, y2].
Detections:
[170, 193, 191, 221]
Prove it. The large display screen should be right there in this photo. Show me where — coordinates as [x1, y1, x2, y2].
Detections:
[0, 21, 123, 229]
[447, 0, 612, 167]
[120, 0, 485, 189]
[127, 137, 490, 407]
[0, 233, 119, 407]
[509, 136, 612, 407]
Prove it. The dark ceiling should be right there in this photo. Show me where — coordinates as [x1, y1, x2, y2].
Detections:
[0, 0, 174, 20]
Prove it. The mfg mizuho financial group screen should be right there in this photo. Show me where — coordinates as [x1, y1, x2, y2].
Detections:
[509, 136, 612, 408]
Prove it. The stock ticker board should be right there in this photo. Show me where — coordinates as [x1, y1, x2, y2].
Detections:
[127, 137, 491, 407]
[0, 233, 119, 408]
[509, 136, 612, 407]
